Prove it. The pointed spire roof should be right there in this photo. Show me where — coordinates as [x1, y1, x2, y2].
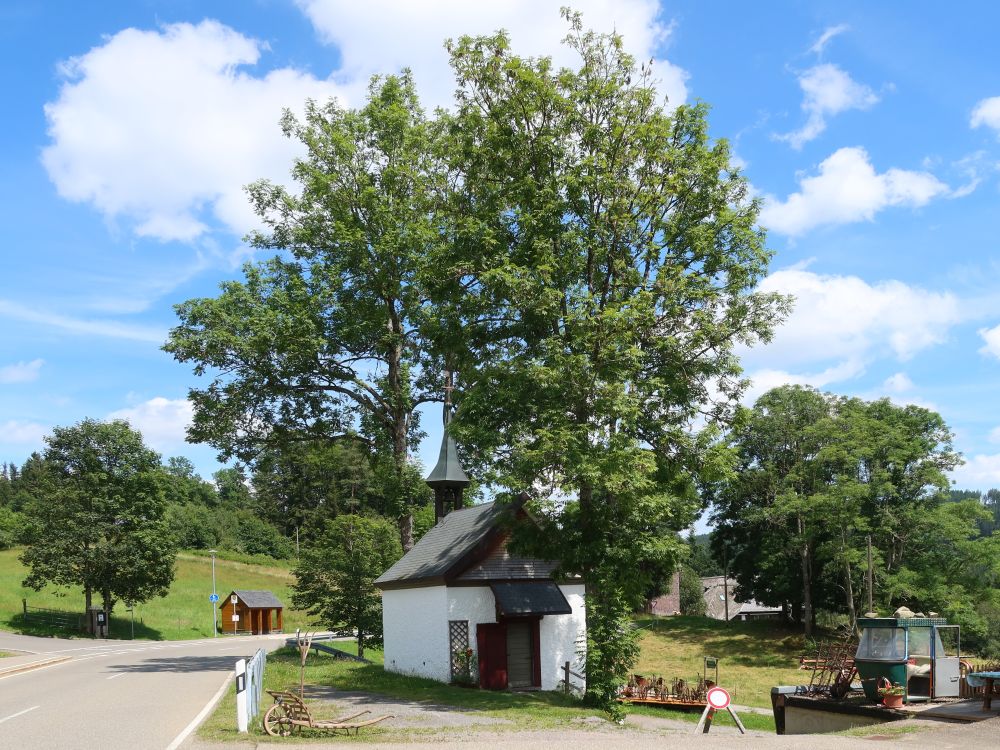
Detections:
[426, 404, 470, 487]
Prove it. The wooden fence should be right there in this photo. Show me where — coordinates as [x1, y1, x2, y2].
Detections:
[21, 599, 85, 631]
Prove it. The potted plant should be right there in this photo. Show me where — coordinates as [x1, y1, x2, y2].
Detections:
[878, 681, 905, 708]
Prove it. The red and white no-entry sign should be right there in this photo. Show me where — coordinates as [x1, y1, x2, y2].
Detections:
[706, 687, 731, 709]
[696, 687, 744, 735]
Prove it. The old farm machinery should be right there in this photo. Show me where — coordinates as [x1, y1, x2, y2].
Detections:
[618, 657, 720, 708]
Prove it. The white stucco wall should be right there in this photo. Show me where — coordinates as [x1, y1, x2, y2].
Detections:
[382, 586, 449, 682]
[383, 583, 587, 691]
[540, 584, 587, 691]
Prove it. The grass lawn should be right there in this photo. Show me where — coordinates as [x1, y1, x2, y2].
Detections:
[201, 624, 787, 742]
[0, 548, 318, 640]
[632, 615, 810, 709]
[200, 645, 608, 742]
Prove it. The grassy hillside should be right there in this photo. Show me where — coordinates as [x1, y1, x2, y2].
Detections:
[633, 615, 809, 708]
[0, 548, 318, 640]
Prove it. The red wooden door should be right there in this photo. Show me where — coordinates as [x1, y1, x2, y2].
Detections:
[477, 623, 508, 690]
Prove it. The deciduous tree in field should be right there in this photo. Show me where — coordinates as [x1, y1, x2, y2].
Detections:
[20, 419, 176, 623]
[435, 12, 786, 708]
[291, 515, 401, 658]
[166, 73, 444, 552]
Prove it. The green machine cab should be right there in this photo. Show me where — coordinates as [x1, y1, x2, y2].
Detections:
[854, 616, 961, 703]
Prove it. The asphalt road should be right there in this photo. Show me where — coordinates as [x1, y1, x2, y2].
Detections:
[0, 631, 288, 750]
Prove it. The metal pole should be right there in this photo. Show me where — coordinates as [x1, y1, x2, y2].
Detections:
[211, 549, 218, 637]
[866, 536, 873, 614]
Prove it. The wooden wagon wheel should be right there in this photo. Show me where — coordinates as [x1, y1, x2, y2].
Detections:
[263, 702, 298, 737]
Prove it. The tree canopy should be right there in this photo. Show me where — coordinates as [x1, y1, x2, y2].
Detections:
[165, 73, 444, 551]
[292, 515, 402, 658]
[434, 13, 786, 706]
[19, 419, 176, 616]
[709, 385, 1000, 652]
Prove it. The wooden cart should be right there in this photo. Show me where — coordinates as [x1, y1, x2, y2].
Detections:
[263, 690, 394, 736]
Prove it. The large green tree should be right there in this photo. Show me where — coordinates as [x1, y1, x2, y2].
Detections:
[435, 14, 786, 706]
[292, 515, 402, 658]
[166, 73, 443, 550]
[20, 419, 176, 621]
[712, 385, 971, 637]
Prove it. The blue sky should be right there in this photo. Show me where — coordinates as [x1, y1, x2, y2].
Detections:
[3, 0, 1000, 493]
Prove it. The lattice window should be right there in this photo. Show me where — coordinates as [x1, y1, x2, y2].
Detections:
[449, 620, 470, 680]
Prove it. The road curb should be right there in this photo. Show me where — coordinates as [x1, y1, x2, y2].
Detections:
[0, 655, 73, 680]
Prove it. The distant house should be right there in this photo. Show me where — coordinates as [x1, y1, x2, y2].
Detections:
[701, 576, 781, 622]
[647, 571, 681, 616]
[374, 403, 586, 692]
[219, 590, 284, 634]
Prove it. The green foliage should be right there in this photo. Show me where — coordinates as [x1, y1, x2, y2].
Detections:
[165, 72, 444, 550]
[19, 419, 177, 614]
[292, 515, 402, 657]
[710, 385, 984, 640]
[0, 506, 27, 550]
[685, 531, 722, 576]
[435, 12, 784, 709]
[679, 565, 706, 616]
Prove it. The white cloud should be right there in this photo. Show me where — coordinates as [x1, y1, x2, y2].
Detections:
[0, 420, 48, 446]
[951, 453, 1000, 488]
[760, 147, 949, 236]
[0, 359, 44, 384]
[809, 24, 849, 55]
[295, 0, 687, 111]
[971, 96, 1000, 135]
[777, 64, 878, 148]
[107, 397, 194, 451]
[988, 426, 1000, 444]
[882, 372, 914, 393]
[0, 300, 164, 343]
[744, 358, 865, 405]
[978, 323, 1000, 359]
[42, 21, 342, 242]
[750, 268, 962, 367]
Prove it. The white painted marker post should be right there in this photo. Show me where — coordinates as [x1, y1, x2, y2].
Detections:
[235, 658, 248, 733]
[694, 687, 746, 734]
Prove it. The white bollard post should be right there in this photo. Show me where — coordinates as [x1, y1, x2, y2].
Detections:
[235, 658, 248, 733]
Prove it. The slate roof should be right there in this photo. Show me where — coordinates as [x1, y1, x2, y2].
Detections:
[455, 538, 557, 581]
[700, 577, 780, 620]
[374, 501, 506, 589]
[374, 498, 566, 590]
[491, 581, 572, 616]
[224, 590, 283, 609]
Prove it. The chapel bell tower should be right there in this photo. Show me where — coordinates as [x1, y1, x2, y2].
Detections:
[425, 371, 470, 524]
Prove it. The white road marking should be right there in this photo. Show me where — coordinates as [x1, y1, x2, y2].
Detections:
[0, 706, 39, 724]
[106, 672, 126, 680]
[164, 673, 233, 750]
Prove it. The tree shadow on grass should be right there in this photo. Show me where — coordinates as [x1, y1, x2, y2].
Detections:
[4, 612, 164, 641]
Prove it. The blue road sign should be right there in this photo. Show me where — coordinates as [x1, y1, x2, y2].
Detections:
[209, 593, 219, 603]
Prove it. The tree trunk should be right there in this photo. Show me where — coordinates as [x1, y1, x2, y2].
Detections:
[386, 318, 414, 552]
[85, 586, 94, 635]
[842, 532, 856, 625]
[798, 514, 813, 638]
[844, 558, 856, 625]
[357, 630, 364, 660]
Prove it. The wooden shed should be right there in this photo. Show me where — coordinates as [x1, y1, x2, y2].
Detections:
[219, 590, 284, 635]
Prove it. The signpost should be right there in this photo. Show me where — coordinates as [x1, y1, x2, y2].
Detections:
[210, 549, 218, 637]
[695, 687, 746, 734]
